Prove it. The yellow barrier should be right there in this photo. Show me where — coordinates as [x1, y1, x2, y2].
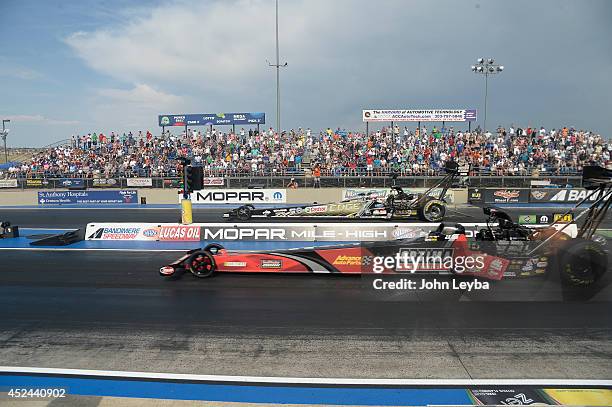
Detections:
[180, 198, 193, 224]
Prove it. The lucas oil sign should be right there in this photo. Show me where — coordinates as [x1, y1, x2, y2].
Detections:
[186, 189, 286, 204]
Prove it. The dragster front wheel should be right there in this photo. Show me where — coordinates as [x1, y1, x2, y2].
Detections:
[418, 198, 446, 222]
[187, 251, 217, 278]
[558, 239, 607, 286]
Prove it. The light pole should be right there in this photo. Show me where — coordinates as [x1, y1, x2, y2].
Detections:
[1, 119, 10, 164]
[268, 0, 287, 135]
[471, 58, 503, 133]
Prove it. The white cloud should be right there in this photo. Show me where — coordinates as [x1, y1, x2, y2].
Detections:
[62, 0, 612, 135]
[5, 115, 78, 125]
[89, 83, 184, 130]
[0, 62, 43, 80]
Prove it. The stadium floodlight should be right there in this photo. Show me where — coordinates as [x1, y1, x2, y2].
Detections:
[267, 0, 288, 136]
[2, 119, 10, 164]
[471, 58, 504, 133]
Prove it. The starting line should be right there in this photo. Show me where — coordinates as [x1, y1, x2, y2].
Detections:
[1, 367, 610, 406]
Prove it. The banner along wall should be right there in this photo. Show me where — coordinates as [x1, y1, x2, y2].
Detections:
[85, 222, 577, 242]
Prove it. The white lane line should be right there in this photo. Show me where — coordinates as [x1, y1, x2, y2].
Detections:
[0, 366, 610, 386]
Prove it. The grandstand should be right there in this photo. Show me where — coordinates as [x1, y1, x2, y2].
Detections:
[0, 125, 609, 189]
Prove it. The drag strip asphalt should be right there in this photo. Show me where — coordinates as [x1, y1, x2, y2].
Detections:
[1, 250, 611, 378]
[0, 206, 601, 229]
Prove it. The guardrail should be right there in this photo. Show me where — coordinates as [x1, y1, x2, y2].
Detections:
[0, 175, 583, 189]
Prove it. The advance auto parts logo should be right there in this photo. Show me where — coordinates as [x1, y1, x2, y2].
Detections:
[332, 255, 363, 266]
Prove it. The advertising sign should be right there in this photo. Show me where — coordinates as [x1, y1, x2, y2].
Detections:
[59, 178, 85, 189]
[198, 224, 405, 242]
[188, 189, 286, 204]
[529, 188, 603, 203]
[158, 113, 266, 127]
[25, 178, 49, 187]
[92, 178, 119, 188]
[0, 179, 18, 188]
[362, 109, 477, 122]
[159, 225, 201, 241]
[85, 222, 578, 242]
[38, 190, 138, 205]
[203, 177, 225, 186]
[483, 188, 528, 204]
[468, 188, 483, 204]
[86, 223, 160, 240]
[126, 178, 153, 187]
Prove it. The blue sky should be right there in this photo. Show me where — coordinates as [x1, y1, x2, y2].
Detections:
[1, 0, 611, 146]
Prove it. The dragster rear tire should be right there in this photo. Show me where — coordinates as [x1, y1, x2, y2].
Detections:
[418, 198, 446, 222]
[187, 251, 217, 278]
[558, 239, 607, 286]
[237, 205, 253, 221]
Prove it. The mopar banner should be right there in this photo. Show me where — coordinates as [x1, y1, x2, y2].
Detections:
[0, 179, 18, 188]
[126, 178, 153, 187]
[362, 109, 477, 122]
[85, 222, 578, 241]
[199, 224, 414, 242]
[529, 188, 604, 203]
[38, 190, 138, 205]
[483, 188, 529, 204]
[188, 189, 286, 204]
[159, 113, 265, 127]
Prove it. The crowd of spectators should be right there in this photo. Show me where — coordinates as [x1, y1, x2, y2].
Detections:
[1, 125, 610, 179]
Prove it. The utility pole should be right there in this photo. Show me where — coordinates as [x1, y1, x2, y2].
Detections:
[268, 0, 287, 135]
[2, 119, 10, 164]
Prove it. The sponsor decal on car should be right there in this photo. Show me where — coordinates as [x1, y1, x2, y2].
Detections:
[223, 261, 247, 267]
[260, 259, 283, 269]
[332, 255, 362, 266]
[159, 225, 201, 241]
[304, 205, 327, 214]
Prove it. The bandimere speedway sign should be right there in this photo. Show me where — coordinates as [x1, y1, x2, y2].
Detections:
[362, 109, 477, 122]
[84, 222, 577, 242]
[186, 189, 287, 204]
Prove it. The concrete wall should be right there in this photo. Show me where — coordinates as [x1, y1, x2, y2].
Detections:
[0, 188, 469, 206]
